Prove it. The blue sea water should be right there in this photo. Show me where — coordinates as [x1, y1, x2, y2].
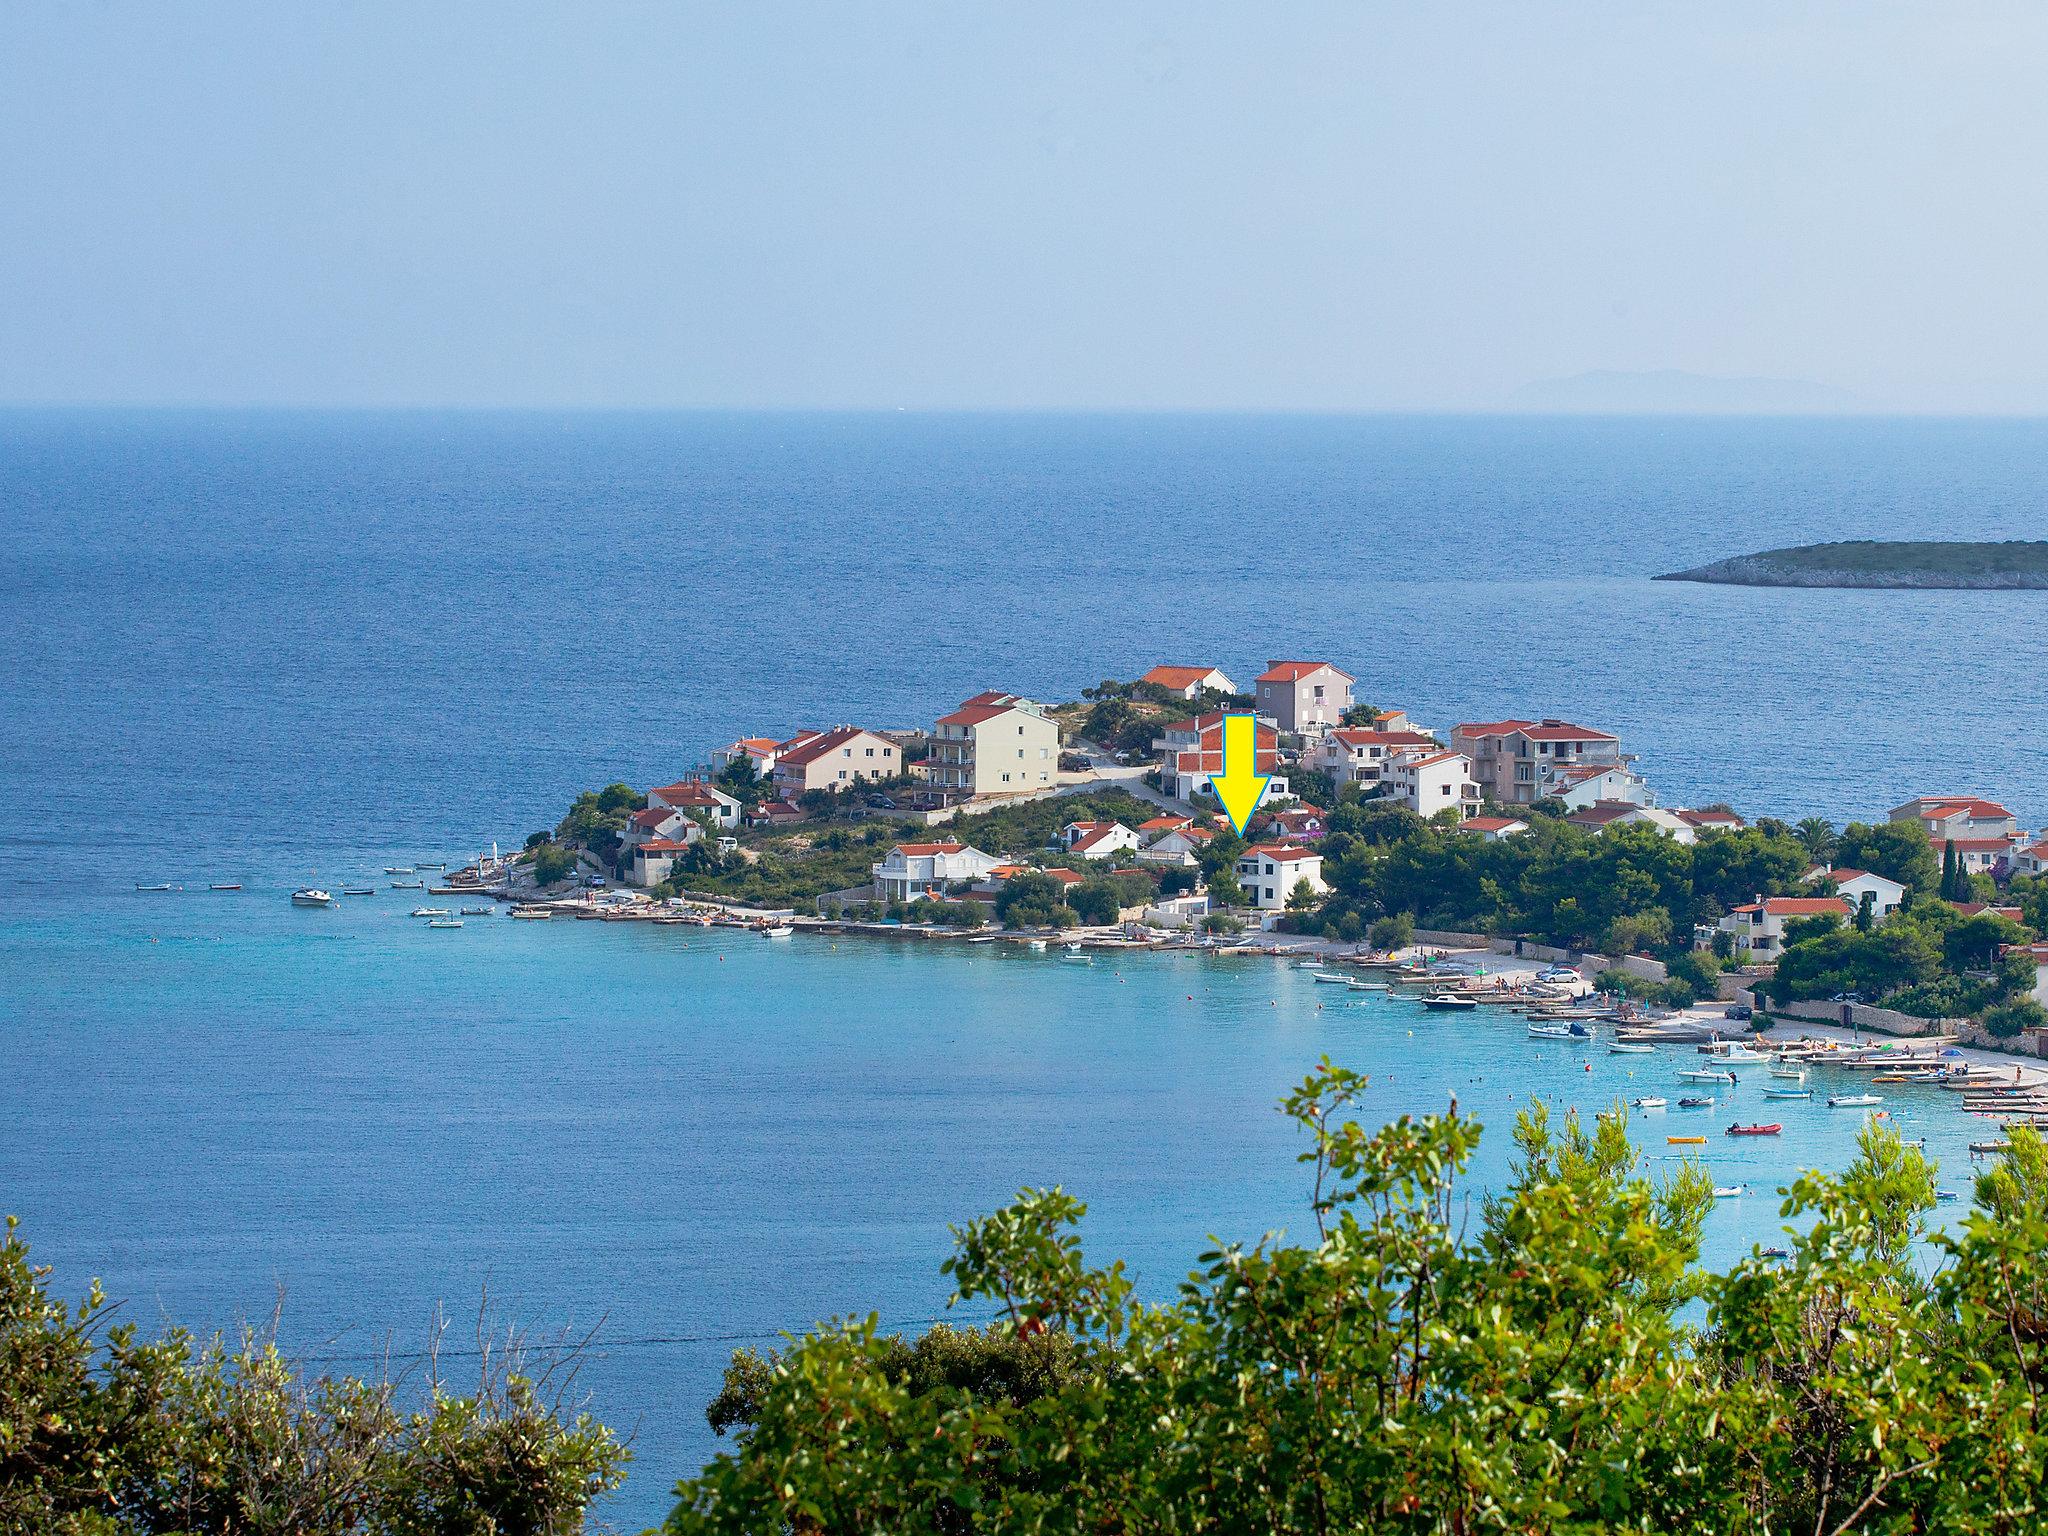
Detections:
[4, 409, 2048, 1525]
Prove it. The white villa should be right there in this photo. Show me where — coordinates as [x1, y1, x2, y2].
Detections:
[872, 840, 1006, 902]
[1252, 661, 1353, 734]
[1382, 749, 1481, 818]
[1139, 664, 1238, 700]
[1716, 895, 1851, 956]
[648, 778, 743, 828]
[1234, 843, 1327, 911]
[1451, 718, 1626, 806]
[1303, 726, 1439, 788]
[1805, 866, 1908, 923]
[1061, 819, 1140, 859]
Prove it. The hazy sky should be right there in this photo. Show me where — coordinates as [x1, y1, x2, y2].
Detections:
[5, 2, 2046, 411]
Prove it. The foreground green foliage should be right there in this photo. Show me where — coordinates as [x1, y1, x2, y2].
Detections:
[668, 1062, 2048, 1535]
[1, 1217, 626, 1534]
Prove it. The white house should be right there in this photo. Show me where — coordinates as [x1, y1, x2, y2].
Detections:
[1252, 661, 1354, 734]
[769, 726, 902, 799]
[1382, 749, 1481, 818]
[1140, 892, 1212, 930]
[1805, 866, 1907, 923]
[1461, 815, 1529, 841]
[1137, 824, 1217, 868]
[1138, 664, 1238, 700]
[871, 840, 1005, 902]
[1940, 836, 2023, 878]
[1544, 760, 1655, 810]
[1304, 727, 1440, 787]
[1716, 895, 1851, 956]
[2015, 839, 2048, 878]
[1676, 808, 1747, 833]
[1234, 843, 1327, 911]
[709, 737, 783, 776]
[927, 692, 1060, 799]
[648, 779, 743, 828]
[1061, 819, 1140, 859]
[1566, 801, 1697, 843]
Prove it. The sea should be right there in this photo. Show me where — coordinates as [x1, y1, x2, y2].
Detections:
[4, 409, 2047, 1527]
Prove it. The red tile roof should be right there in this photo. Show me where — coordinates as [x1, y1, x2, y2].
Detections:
[1518, 720, 1617, 743]
[1141, 665, 1223, 689]
[637, 838, 693, 854]
[775, 725, 884, 768]
[1453, 719, 1536, 738]
[651, 781, 729, 807]
[1329, 728, 1435, 749]
[629, 806, 684, 829]
[1257, 660, 1353, 683]
[1240, 842, 1320, 862]
[1733, 897, 1851, 917]
[1462, 816, 1527, 833]
[891, 840, 968, 857]
[1139, 815, 1193, 832]
[1937, 837, 2019, 854]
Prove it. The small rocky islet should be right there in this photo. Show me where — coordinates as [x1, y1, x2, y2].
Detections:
[1659, 539, 2048, 589]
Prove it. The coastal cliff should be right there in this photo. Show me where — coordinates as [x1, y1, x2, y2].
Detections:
[1658, 539, 2048, 589]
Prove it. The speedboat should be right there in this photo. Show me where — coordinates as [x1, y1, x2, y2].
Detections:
[1714, 1185, 1747, 1199]
[1722, 1046, 1769, 1062]
[1676, 1096, 1716, 1108]
[291, 888, 335, 907]
[410, 906, 450, 918]
[1936, 1189, 1960, 1203]
[1726, 1123, 1781, 1136]
[1829, 1093, 1883, 1108]
[1679, 1069, 1737, 1084]
[1762, 1086, 1813, 1100]
[510, 907, 552, 920]
[1028, 939, 1048, 951]
[391, 880, 425, 890]
[1630, 1096, 1667, 1109]
[384, 866, 415, 875]
[1421, 993, 1477, 1010]
[1609, 1042, 1656, 1054]
[1529, 1022, 1573, 1039]
[1762, 1246, 1790, 1260]
[760, 924, 795, 938]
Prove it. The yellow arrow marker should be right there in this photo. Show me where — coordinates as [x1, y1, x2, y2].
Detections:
[1211, 713, 1272, 837]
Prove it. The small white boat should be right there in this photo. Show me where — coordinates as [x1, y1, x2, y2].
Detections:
[410, 906, 450, 918]
[427, 918, 463, 929]
[1347, 978, 1388, 990]
[1829, 1093, 1883, 1108]
[1060, 953, 1092, 964]
[291, 888, 334, 907]
[1762, 1086, 1814, 1100]
[342, 886, 376, 896]
[209, 882, 241, 891]
[510, 907, 552, 920]
[1610, 1042, 1657, 1055]
[1770, 1067, 1809, 1081]
[1679, 1069, 1737, 1083]
[135, 882, 174, 892]
[1713, 1185, 1747, 1199]
[384, 866, 415, 874]
[1421, 993, 1477, 1011]
[1721, 1046, 1769, 1062]
[1310, 972, 1353, 985]
[1936, 1189, 1960, 1203]
[1631, 1096, 1667, 1109]
[460, 906, 493, 916]
[760, 924, 795, 938]
[1529, 1023, 1571, 1038]
[1028, 939, 1047, 951]
[391, 880, 425, 889]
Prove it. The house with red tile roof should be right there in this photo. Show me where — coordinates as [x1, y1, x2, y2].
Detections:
[1061, 819, 1141, 859]
[1461, 815, 1529, 841]
[1450, 718, 1625, 806]
[1257, 805, 1328, 841]
[928, 692, 1060, 800]
[871, 839, 1005, 902]
[1676, 808, 1747, 832]
[2015, 839, 2048, 879]
[1234, 842, 1327, 911]
[1936, 836, 2025, 879]
[627, 836, 699, 889]
[1302, 726, 1440, 787]
[1891, 796, 2020, 841]
[1136, 823, 1216, 868]
[769, 726, 901, 799]
[1717, 895, 1852, 956]
[1139, 664, 1238, 699]
[1383, 749, 1481, 818]
[1252, 661, 1353, 733]
[1152, 711, 1288, 802]
[1565, 801, 1696, 842]
[648, 778, 742, 828]
[710, 736, 785, 776]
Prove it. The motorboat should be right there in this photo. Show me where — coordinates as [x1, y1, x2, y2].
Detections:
[290, 888, 334, 907]
[1609, 1042, 1657, 1054]
[1679, 1069, 1737, 1084]
[460, 906, 494, 915]
[510, 907, 552, 920]
[1721, 1046, 1770, 1062]
[1714, 1185, 1747, 1199]
[135, 882, 173, 892]
[1310, 972, 1353, 985]
[1346, 978, 1388, 990]
[209, 882, 241, 891]
[760, 924, 795, 938]
[427, 918, 463, 929]
[1421, 993, 1477, 1010]
[1936, 1189, 1960, 1203]
[1828, 1093, 1883, 1108]
[1770, 1068, 1809, 1081]
[1028, 939, 1047, 951]
[342, 887, 376, 896]
[391, 880, 425, 889]
[1762, 1246, 1790, 1260]
[410, 907, 450, 918]
[1726, 1123, 1781, 1137]
[1762, 1087, 1814, 1100]
[384, 866, 415, 874]
[1676, 1096, 1716, 1108]
[1529, 1022, 1573, 1039]
[1631, 1096, 1667, 1109]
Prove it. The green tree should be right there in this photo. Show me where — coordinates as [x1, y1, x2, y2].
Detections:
[1368, 912, 1414, 952]
[1794, 815, 1838, 862]
[1069, 881, 1122, 925]
[1834, 818, 1940, 895]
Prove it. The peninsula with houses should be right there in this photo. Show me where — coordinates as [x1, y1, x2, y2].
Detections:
[463, 657, 2048, 1058]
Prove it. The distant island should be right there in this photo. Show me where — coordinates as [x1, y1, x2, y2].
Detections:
[1508, 368, 1861, 415]
[1659, 540, 2048, 589]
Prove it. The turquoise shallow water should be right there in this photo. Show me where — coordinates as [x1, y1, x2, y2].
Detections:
[4, 410, 2044, 1524]
[0, 888, 1991, 1523]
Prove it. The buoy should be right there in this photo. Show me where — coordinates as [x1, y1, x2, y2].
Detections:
[1585, 1062, 1592, 1073]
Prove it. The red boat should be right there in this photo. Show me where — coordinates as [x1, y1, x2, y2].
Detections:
[1726, 1123, 1782, 1136]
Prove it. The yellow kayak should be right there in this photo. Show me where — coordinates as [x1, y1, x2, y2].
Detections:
[1667, 1135, 1707, 1145]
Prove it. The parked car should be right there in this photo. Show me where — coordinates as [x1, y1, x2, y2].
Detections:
[584, 874, 606, 889]
[1059, 752, 1091, 773]
[1724, 1003, 1753, 1021]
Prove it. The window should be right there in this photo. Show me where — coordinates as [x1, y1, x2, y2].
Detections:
[1265, 888, 1276, 902]
[864, 747, 873, 757]
[1264, 863, 1276, 876]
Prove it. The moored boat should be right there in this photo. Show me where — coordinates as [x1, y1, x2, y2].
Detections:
[209, 882, 241, 891]
[1676, 1096, 1715, 1108]
[427, 918, 463, 929]
[1762, 1086, 1814, 1099]
[290, 888, 334, 907]
[1726, 1123, 1781, 1136]
[1422, 993, 1477, 1010]
[510, 906, 551, 920]
[135, 882, 173, 892]
[1679, 1069, 1737, 1084]
[1609, 1041, 1656, 1054]
[1828, 1093, 1883, 1108]
[1631, 1096, 1667, 1109]
[409, 906, 449, 918]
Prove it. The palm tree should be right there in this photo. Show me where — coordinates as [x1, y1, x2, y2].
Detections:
[1794, 816, 1837, 862]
